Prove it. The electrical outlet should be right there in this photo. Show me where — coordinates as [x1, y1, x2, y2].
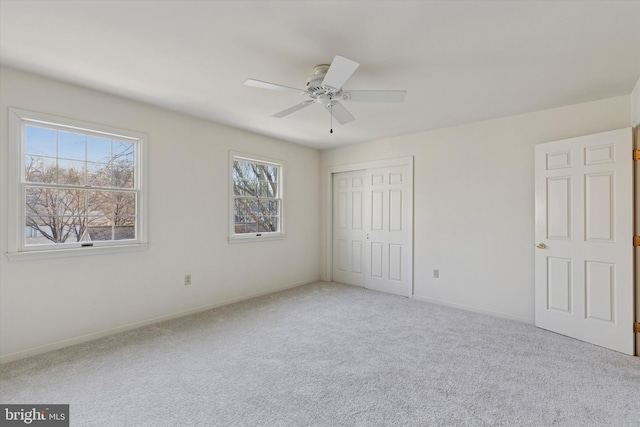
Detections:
[184, 274, 191, 286]
[433, 269, 439, 279]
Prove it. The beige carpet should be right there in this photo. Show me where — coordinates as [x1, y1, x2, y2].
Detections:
[1, 281, 639, 426]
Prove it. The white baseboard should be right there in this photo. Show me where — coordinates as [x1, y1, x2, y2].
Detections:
[1, 278, 319, 364]
[412, 295, 535, 325]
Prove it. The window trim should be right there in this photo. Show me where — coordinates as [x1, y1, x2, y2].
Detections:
[7, 108, 149, 260]
[228, 151, 285, 243]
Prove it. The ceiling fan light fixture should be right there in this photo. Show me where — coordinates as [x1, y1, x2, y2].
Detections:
[312, 64, 330, 75]
[316, 94, 332, 106]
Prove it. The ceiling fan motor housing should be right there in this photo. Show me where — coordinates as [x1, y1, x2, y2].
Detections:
[306, 64, 342, 101]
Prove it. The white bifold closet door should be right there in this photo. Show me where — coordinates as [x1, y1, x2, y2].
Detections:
[332, 164, 412, 297]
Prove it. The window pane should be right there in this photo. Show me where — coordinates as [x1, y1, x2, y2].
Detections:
[115, 223, 136, 240]
[58, 189, 87, 217]
[256, 164, 276, 184]
[25, 126, 56, 157]
[86, 218, 136, 242]
[233, 181, 244, 196]
[247, 199, 259, 216]
[257, 180, 271, 197]
[232, 164, 240, 181]
[234, 199, 246, 217]
[269, 217, 279, 232]
[88, 215, 112, 226]
[26, 216, 56, 245]
[257, 181, 278, 198]
[58, 193, 86, 242]
[234, 197, 261, 234]
[87, 136, 112, 163]
[58, 131, 86, 161]
[113, 193, 136, 224]
[267, 166, 278, 182]
[112, 162, 134, 189]
[257, 216, 271, 232]
[26, 215, 82, 244]
[233, 199, 279, 234]
[86, 191, 136, 226]
[87, 191, 113, 218]
[25, 156, 57, 183]
[86, 217, 114, 241]
[25, 189, 86, 244]
[257, 200, 270, 215]
[26, 187, 56, 216]
[58, 159, 85, 185]
[112, 140, 135, 162]
[235, 179, 256, 196]
[87, 162, 111, 187]
[234, 161, 256, 181]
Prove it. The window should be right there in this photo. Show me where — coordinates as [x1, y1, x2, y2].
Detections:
[7, 109, 148, 259]
[229, 153, 284, 242]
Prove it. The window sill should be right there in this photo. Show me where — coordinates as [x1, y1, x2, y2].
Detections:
[228, 234, 285, 244]
[6, 243, 149, 261]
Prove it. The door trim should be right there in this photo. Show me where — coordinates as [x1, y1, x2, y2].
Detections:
[325, 156, 414, 292]
[635, 124, 640, 357]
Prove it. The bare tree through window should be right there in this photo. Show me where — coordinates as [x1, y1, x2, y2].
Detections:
[24, 125, 136, 245]
[232, 158, 280, 234]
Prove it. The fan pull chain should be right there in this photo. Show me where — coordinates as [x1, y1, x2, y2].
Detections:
[330, 102, 333, 134]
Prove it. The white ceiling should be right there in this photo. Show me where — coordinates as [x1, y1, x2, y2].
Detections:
[1, 1, 639, 149]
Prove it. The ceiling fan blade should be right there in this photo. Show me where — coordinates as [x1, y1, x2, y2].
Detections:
[272, 101, 314, 118]
[244, 78, 307, 94]
[325, 101, 355, 125]
[322, 56, 360, 91]
[345, 90, 407, 103]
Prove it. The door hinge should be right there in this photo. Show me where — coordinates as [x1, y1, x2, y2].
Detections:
[634, 322, 640, 334]
[634, 150, 640, 161]
[634, 236, 640, 247]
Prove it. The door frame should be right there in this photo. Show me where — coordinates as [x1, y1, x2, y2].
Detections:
[325, 156, 414, 294]
[635, 125, 640, 357]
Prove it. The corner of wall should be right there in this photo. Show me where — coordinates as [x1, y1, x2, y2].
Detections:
[632, 76, 640, 126]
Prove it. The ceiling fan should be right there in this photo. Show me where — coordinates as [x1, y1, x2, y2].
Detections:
[244, 55, 407, 129]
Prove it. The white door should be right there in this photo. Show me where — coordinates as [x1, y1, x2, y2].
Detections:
[333, 170, 367, 287]
[534, 128, 634, 355]
[333, 164, 413, 297]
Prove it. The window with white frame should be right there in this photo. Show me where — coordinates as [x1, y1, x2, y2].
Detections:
[230, 153, 283, 241]
[8, 109, 148, 258]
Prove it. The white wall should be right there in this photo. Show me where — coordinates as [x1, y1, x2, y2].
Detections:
[321, 96, 631, 323]
[632, 76, 640, 126]
[0, 66, 321, 362]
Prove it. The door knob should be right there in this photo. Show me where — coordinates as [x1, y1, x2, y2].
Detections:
[536, 243, 547, 249]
